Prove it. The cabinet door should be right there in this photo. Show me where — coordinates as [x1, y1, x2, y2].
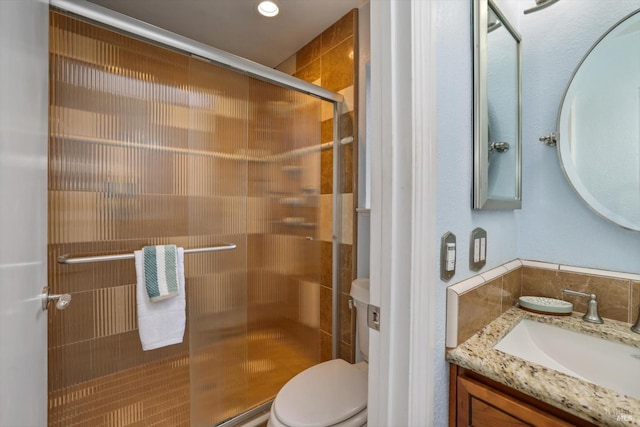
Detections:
[457, 376, 573, 427]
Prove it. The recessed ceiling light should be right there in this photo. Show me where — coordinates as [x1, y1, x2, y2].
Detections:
[257, 1, 279, 17]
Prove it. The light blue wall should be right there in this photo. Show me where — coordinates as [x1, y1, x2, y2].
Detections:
[434, 0, 520, 424]
[434, 0, 640, 424]
[519, 0, 640, 273]
[436, 0, 521, 293]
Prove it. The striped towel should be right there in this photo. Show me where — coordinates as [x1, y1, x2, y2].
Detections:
[142, 245, 180, 302]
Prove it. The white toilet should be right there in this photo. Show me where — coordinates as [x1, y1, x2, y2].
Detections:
[268, 279, 370, 427]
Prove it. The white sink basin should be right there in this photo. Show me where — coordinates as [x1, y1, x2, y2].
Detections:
[494, 319, 640, 399]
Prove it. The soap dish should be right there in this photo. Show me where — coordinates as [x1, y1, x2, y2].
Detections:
[518, 296, 573, 316]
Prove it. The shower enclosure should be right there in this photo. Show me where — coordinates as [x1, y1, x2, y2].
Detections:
[47, 5, 344, 426]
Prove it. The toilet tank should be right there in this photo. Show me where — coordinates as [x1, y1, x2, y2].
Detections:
[350, 279, 370, 362]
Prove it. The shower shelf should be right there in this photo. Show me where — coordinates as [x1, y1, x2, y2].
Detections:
[274, 220, 316, 228]
[282, 165, 303, 173]
[279, 197, 306, 206]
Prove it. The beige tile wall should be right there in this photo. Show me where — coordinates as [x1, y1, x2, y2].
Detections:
[453, 267, 522, 347]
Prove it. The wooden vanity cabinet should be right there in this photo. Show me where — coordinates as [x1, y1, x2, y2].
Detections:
[449, 365, 596, 427]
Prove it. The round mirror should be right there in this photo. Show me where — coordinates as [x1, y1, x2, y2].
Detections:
[557, 9, 640, 231]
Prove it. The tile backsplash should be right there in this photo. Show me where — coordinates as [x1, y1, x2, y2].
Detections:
[446, 259, 640, 348]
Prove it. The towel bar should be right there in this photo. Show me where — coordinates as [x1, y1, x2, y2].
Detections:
[57, 243, 237, 264]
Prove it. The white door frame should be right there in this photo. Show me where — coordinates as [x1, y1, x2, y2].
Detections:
[368, 0, 437, 426]
[0, 0, 49, 425]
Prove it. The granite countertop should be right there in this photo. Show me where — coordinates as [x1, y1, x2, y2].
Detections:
[447, 307, 640, 426]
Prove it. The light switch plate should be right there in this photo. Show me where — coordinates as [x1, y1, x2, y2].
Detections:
[469, 227, 487, 271]
[441, 232, 456, 281]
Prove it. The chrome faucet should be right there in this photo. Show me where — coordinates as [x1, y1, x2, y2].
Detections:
[562, 289, 604, 324]
[632, 305, 640, 334]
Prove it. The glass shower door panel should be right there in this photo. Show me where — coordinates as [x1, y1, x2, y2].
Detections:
[187, 59, 250, 426]
[245, 81, 324, 408]
[187, 59, 327, 423]
[48, 13, 193, 426]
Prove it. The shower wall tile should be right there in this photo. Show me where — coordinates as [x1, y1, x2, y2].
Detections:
[119, 330, 145, 370]
[321, 148, 333, 194]
[319, 194, 333, 242]
[340, 243, 353, 294]
[320, 285, 332, 334]
[94, 284, 136, 338]
[320, 330, 332, 362]
[321, 99, 334, 123]
[296, 35, 322, 70]
[48, 191, 99, 243]
[90, 334, 121, 379]
[48, 352, 190, 426]
[340, 343, 354, 364]
[295, 59, 321, 84]
[341, 142, 353, 194]
[48, 340, 93, 390]
[321, 118, 334, 144]
[318, 243, 332, 291]
[340, 111, 355, 139]
[246, 197, 270, 234]
[340, 193, 354, 245]
[340, 293, 353, 345]
[339, 85, 355, 113]
[48, 290, 94, 347]
[321, 11, 356, 54]
[321, 38, 355, 93]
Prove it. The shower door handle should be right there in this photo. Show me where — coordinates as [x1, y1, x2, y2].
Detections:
[41, 286, 72, 311]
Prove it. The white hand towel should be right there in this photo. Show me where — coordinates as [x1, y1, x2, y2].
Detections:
[135, 247, 185, 351]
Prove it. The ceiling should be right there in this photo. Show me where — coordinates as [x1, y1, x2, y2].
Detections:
[86, 0, 362, 68]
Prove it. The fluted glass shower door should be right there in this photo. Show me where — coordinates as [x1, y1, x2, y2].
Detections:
[187, 57, 326, 426]
[47, 11, 329, 426]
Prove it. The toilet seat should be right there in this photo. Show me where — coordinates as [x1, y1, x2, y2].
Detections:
[270, 359, 368, 427]
[269, 405, 366, 427]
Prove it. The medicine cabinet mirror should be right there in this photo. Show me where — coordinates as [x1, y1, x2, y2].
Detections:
[473, 0, 522, 209]
[556, 9, 640, 231]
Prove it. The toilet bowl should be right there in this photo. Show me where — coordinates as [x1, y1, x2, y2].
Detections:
[268, 279, 370, 427]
